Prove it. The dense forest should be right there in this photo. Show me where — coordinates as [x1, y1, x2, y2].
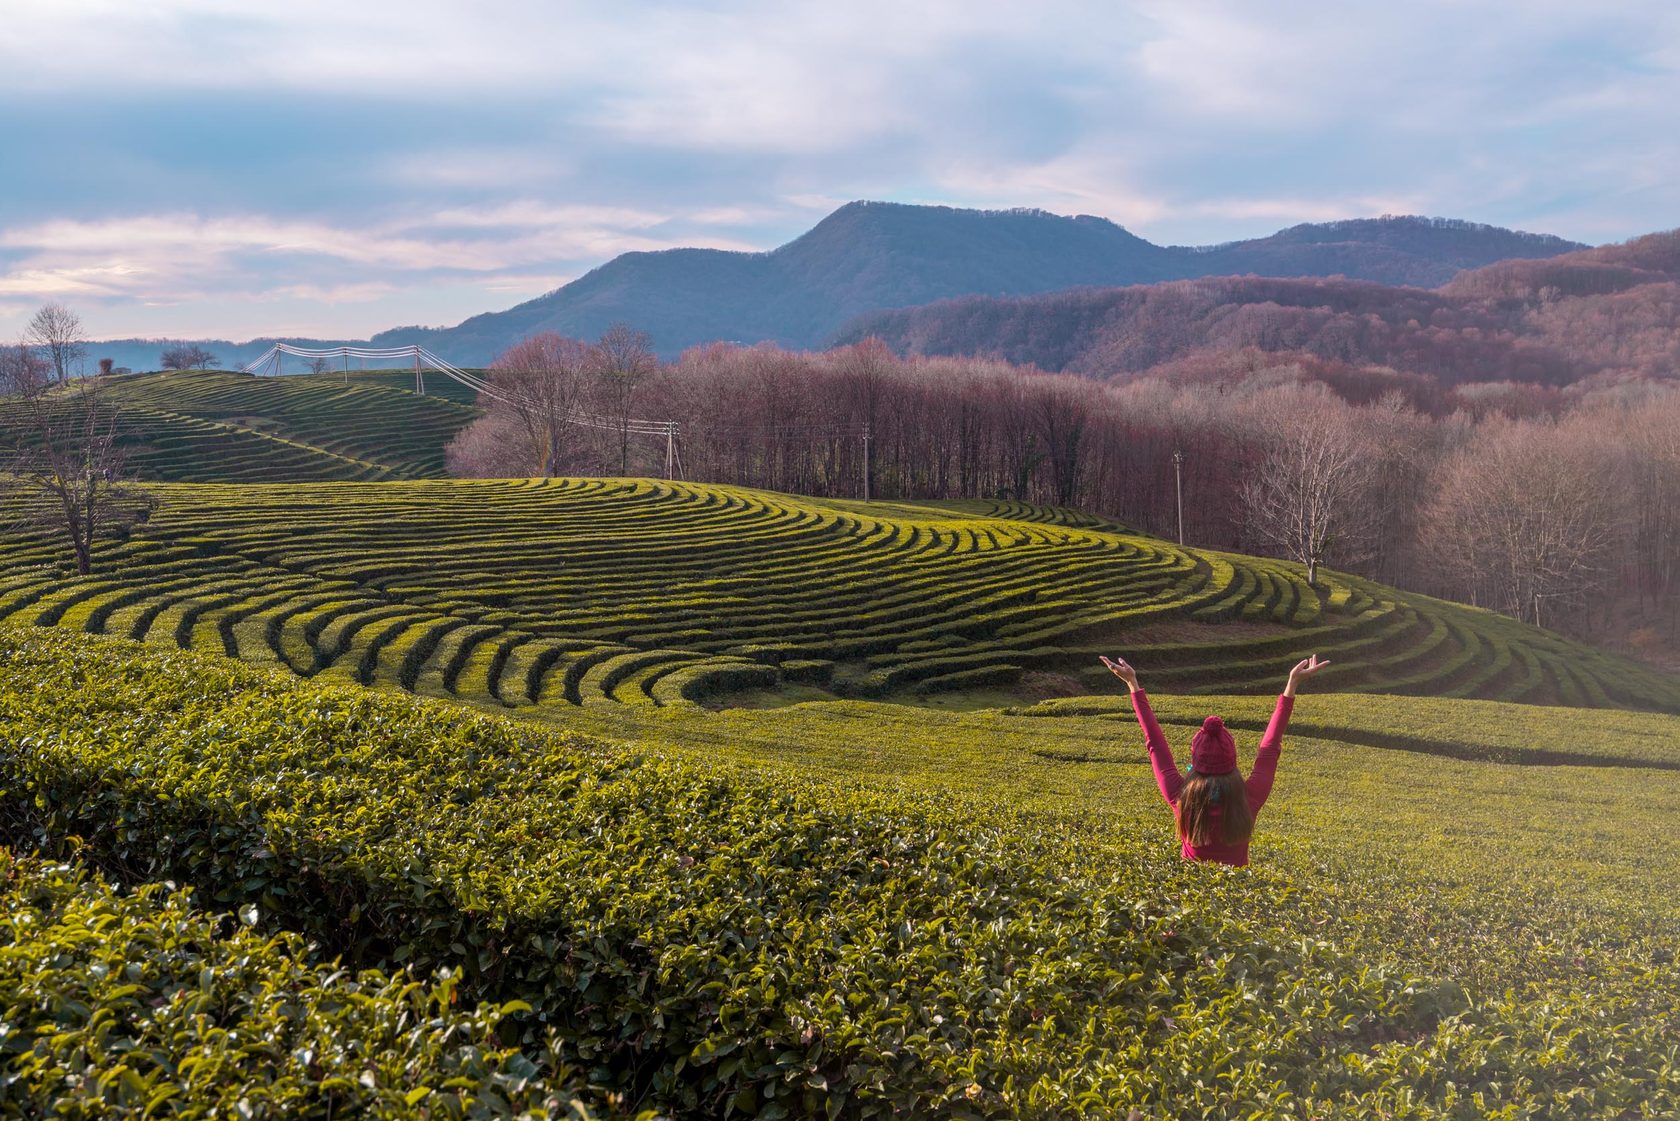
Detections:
[447, 329, 1680, 666]
[840, 230, 1680, 390]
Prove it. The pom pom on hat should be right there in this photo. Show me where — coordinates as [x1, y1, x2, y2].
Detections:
[1191, 715, 1238, 776]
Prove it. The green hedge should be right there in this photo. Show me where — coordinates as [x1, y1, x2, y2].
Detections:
[0, 847, 613, 1119]
[1, 625, 1520, 1120]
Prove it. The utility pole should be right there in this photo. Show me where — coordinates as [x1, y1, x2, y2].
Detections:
[862, 425, 872, 502]
[342, 348, 349, 385]
[665, 421, 676, 480]
[1172, 449, 1185, 545]
[414, 347, 425, 396]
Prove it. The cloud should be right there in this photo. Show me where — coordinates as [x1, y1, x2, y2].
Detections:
[0, 206, 759, 334]
[0, 0, 593, 95]
[414, 203, 669, 233]
[1, 0, 1678, 336]
[269, 281, 399, 303]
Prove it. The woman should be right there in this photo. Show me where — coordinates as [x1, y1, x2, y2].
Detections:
[1100, 654, 1328, 866]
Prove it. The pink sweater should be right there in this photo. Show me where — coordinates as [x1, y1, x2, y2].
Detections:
[1129, 689, 1293, 867]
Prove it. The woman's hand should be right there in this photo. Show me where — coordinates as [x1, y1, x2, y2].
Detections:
[1284, 654, 1330, 696]
[1100, 655, 1139, 691]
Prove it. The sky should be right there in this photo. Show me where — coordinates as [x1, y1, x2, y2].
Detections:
[1, 0, 1677, 342]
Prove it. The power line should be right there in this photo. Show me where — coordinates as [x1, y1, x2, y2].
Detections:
[243, 344, 672, 434]
[241, 343, 878, 453]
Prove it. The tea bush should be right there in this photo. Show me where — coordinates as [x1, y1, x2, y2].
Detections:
[5, 625, 1680, 1118]
[0, 846, 612, 1119]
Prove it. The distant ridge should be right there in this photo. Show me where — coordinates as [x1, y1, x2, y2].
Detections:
[835, 229, 1680, 386]
[84, 201, 1586, 369]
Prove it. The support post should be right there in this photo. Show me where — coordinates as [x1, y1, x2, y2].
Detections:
[665, 422, 676, 480]
[414, 348, 424, 396]
[1172, 449, 1185, 546]
[343, 348, 349, 385]
[862, 425, 872, 503]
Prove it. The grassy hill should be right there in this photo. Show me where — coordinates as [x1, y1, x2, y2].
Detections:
[1, 479, 1674, 717]
[0, 369, 481, 483]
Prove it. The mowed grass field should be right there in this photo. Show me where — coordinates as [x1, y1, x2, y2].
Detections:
[3, 478, 1680, 1117]
[0, 368, 479, 481]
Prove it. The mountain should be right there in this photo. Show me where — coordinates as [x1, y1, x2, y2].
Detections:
[835, 230, 1680, 388]
[360, 203, 1182, 362]
[86, 202, 1586, 368]
[373, 205, 1581, 362]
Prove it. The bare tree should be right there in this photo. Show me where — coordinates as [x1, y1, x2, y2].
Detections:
[444, 410, 539, 478]
[1621, 394, 1680, 628]
[0, 343, 41, 397]
[1421, 415, 1627, 628]
[1356, 390, 1439, 586]
[2, 343, 150, 575]
[450, 332, 596, 477]
[994, 369, 1046, 500]
[307, 356, 332, 375]
[27, 303, 86, 383]
[1031, 374, 1092, 506]
[593, 323, 657, 475]
[1238, 386, 1377, 586]
[97, 358, 114, 376]
[159, 344, 219, 370]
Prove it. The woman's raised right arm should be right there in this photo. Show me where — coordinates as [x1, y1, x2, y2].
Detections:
[1104, 656, 1183, 805]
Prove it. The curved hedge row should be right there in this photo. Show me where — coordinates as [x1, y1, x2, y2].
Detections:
[100, 369, 480, 477]
[1, 479, 1675, 715]
[0, 397, 395, 483]
[0, 369, 479, 483]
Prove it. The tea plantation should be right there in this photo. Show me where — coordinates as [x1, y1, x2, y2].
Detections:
[0, 369, 478, 482]
[3, 478, 1679, 1118]
[3, 625, 1678, 1118]
[1, 478, 1675, 715]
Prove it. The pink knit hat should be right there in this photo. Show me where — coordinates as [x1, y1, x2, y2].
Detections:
[1190, 716, 1238, 776]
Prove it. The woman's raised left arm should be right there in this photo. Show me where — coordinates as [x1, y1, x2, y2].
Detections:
[1249, 656, 1326, 810]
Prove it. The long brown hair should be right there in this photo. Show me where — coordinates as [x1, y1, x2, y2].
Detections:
[1177, 771, 1253, 847]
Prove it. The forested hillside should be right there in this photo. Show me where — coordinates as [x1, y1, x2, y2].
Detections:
[840, 230, 1680, 385]
[435, 338, 1679, 666]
